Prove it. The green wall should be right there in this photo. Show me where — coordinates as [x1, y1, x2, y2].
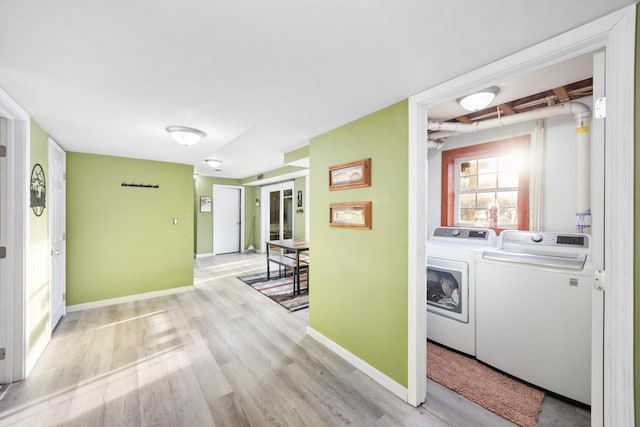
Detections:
[66, 153, 194, 305]
[309, 100, 409, 386]
[28, 119, 50, 359]
[294, 176, 307, 240]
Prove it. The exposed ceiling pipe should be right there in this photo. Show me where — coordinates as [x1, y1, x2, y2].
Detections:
[427, 102, 591, 139]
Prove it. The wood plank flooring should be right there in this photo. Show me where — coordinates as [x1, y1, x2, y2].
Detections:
[0, 253, 589, 426]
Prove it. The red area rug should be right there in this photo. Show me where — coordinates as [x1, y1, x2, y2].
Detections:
[427, 342, 544, 427]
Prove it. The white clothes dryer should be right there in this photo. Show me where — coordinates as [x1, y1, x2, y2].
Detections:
[426, 227, 497, 356]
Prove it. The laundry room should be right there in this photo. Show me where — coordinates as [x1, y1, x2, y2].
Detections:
[424, 52, 601, 426]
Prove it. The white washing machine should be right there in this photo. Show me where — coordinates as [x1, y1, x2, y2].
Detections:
[426, 227, 497, 356]
[475, 230, 592, 405]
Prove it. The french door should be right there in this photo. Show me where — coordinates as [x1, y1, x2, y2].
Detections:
[261, 181, 294, 252]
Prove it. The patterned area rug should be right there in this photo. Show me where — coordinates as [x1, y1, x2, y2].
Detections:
[237, 271, 308, 312]
[427, 341, 545, 427]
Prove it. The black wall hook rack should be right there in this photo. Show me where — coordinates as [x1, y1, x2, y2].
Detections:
[121, 182, 159, 189]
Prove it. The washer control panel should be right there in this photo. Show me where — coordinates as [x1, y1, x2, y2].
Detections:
[432, 227, 495, 241]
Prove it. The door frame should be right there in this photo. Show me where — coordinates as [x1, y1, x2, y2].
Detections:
[0, 88, 29, 383]
[212, 184, 245, 255]
[48, 137, 66, 331]
[260, 180, 294, 252]
[407, 5, 636, 425]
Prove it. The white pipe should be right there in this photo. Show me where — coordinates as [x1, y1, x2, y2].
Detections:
[427, 102, 591, 135]
[575, 115, 591, 233]
[427, 140, 444, 149]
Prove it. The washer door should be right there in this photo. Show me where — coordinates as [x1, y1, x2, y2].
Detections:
[426, 257, 469, 323]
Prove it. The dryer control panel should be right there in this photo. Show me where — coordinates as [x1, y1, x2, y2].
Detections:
[501, 231, 589, 249]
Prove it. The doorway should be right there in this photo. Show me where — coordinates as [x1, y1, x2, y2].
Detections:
[48, 138, 66, 331]
[0, 89, 28, 384]
[407, 6, 635, 426]
[213, 185, 244, 255]
[260, 181, 294, 252]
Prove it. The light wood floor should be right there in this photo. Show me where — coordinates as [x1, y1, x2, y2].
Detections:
[0, 253, 588, 426]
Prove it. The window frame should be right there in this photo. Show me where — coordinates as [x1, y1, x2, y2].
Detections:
[441, 135, 530, 233]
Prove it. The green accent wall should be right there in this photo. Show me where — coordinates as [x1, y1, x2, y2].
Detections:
[308, 100, 409, 386]
[66, 153, 194, 305]
[28, 119, 50, 358]
[240, 165, 306, 185]
[284, 145, 309, 164]
[244, 185, 261, 250]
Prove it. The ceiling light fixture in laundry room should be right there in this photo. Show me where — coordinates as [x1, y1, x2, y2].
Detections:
[457, 86, 500, 112]
[166, 126, 206, 146]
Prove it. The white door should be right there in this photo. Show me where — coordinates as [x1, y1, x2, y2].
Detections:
[49, 139, 65, 330]
[213, 186, 241, 254]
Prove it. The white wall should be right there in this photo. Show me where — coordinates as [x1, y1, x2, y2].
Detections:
[427, 96, 593, 235]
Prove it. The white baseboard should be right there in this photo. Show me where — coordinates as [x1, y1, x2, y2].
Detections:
[195, 252, 214, 258]
[66, 285, 194, 312]
[306, 327, 408, 402]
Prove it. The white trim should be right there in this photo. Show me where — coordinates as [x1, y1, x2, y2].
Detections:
[194, 252, 215, 258]
[406, 99, 427, 406]
[212, 184, 245, 255]
[305, 174, 310, 241]
[407, 5, 636, 421]
[0, 87, 29, 383]
[602, 6, 635, 426]
[66, 285, 194, 313]
[306, 327, 408, 401]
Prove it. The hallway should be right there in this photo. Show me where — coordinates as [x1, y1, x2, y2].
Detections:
[0, 254, 446, 426]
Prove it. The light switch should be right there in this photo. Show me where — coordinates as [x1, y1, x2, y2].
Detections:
[172, 218, 178, 225]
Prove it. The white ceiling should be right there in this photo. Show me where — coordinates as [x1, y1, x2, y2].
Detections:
[0, 0, 634, 178]
[427, 54, 595, 122]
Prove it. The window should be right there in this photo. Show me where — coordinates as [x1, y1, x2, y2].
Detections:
[441, 135, 530, 232]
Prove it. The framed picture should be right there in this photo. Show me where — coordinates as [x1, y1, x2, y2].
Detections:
[329, 201, 372, 229]
[329, 158, 371, 190]
[200, 196, 212, 212]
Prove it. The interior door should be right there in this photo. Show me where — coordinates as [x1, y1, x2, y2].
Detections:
[49, 138, 66, 331]
[213, 186, 241, 254]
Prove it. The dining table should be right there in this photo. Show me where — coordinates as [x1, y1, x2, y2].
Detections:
[265, 239, 309, 294]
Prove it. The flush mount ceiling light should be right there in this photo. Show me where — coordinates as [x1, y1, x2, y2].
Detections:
[457, 86, 500, 112]
[166, 126, 206, 146]
[205, 159, 223, 169]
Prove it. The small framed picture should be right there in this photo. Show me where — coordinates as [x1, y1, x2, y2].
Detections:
[200, 196, 212, 212]
[329, 201, 372, 229]
[329, 158, 371, 191]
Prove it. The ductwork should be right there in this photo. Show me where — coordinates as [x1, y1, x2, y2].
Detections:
[428, 101, 592, 233]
